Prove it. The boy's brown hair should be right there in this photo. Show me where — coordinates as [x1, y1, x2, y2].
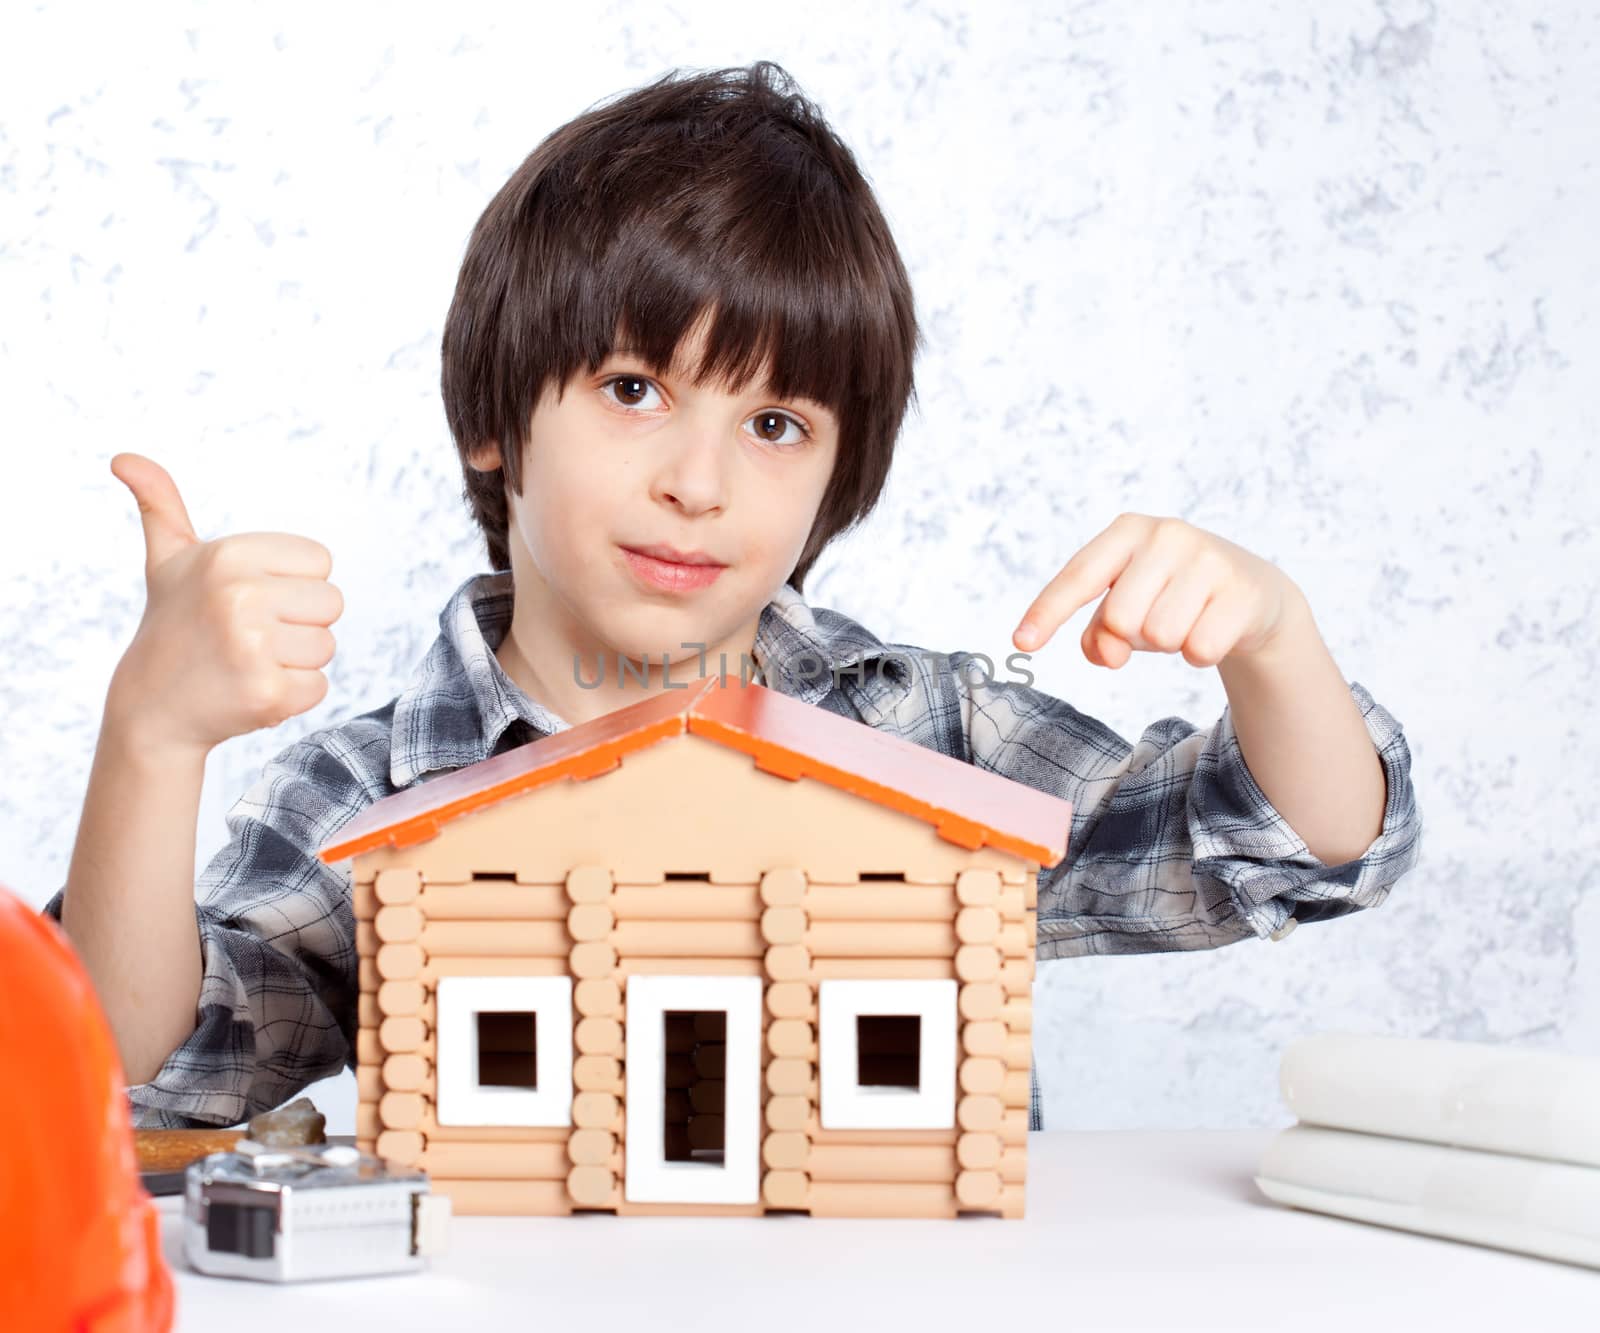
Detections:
[440, 60, 921, 593]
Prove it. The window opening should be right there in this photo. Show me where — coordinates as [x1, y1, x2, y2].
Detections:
[477, 1010, 538, 1088]
[857, 1014, 921, 1089]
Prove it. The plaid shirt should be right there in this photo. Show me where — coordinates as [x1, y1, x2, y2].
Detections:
[44, 570, 1421, 1131]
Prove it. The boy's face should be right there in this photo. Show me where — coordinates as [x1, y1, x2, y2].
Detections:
[471, 317, 839, 670]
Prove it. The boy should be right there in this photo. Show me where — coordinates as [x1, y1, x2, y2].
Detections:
[47, 62, 1421, 1132]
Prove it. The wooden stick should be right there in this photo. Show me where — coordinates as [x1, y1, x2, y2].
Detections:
[806, 921, 957, 956]
[806, 1181, 957, 1218]
[612, 885, 761, 919]
[811, 958, 953, 980]
[420, 956, 568, 982]
[611, 921, 764, 957]
[134, 1129, 245, 1172]
[420, 1141, 579, 1180]
[807, 1144, 957, 1184]
[419, 921, 570, 956]
[421, 883, 567, 920]
[617, 956, 763, 977]
[423, 1108, 587, 1142]
[803, 884, 958, 919]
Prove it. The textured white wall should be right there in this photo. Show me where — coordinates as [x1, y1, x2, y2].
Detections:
[2, 1, 1595, 1133]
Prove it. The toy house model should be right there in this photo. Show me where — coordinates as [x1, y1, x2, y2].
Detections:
[320, 673, 1072, 1219]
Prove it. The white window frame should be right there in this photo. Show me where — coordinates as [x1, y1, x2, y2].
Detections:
[435, 975, 573, 1127]
[623, 974, 762, 1204]
[818, 978, 958, 1129]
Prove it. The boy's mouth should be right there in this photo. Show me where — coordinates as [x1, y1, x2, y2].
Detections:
[624, 542, 724, 566]
[619, 544, 727, 593]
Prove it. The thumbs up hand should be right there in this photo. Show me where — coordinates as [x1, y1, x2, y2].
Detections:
[105, 453, 345, 757]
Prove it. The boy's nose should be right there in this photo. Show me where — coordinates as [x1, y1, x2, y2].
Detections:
[649, 435, 728, 516]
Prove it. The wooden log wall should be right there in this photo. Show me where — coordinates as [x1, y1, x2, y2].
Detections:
[352, 859, 1037, 1218]
[353, 865, 585, 1216]
[780, 868, 1032, 1219]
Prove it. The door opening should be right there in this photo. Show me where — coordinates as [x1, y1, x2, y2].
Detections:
[663, 1009, 726, 1167]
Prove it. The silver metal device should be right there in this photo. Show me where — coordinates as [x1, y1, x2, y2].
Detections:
[183, 1139, 451, 1282]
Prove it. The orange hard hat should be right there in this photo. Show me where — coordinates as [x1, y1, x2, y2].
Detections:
[0, 884, 175, 1332]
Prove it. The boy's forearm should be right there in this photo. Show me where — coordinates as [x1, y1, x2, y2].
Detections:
[59, 688, 208, 1086]
[1215, 589, 1387, 867]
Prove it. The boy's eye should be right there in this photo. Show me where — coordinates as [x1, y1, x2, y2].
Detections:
[604, 375, 662, 410]
[745, 409, 810, 448]
[600, 374, 812, 448]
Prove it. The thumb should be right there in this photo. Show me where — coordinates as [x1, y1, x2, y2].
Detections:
[110, 452, 201, 575]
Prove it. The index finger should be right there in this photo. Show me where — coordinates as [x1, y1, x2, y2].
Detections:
[221, 531, 335, 580]
[1014, 515, 1145, 649]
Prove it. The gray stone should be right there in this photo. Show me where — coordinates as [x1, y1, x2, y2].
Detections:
[248, 1097, 327, 1147]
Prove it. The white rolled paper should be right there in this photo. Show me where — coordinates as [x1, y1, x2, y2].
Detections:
[1279, 1032, 1600, 1168]
[1256, 1124, 1600, 1270]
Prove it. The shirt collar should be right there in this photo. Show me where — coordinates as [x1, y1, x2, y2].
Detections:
[389, 570, 911, 788]
[755, 580, 913, 707]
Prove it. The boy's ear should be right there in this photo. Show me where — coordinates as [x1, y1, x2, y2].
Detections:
[467, 440, 503, 472]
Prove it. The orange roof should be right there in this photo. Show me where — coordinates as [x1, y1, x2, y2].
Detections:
[319, 675, 1072, 867]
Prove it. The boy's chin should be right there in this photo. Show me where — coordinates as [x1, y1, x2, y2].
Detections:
[599, 597, 761, 665]
[592, 600, 723, 657]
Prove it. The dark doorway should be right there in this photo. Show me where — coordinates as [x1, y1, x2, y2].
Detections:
[663, 1009, 726, 1166]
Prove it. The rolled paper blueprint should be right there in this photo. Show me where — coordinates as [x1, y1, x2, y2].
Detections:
[1279, 1032, 1600, 1168]
[1256, 1124, 1600, 1270]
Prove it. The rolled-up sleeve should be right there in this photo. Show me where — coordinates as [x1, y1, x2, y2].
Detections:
[955, 658, 1421, 961]
[43, 733, 375, 1128]
[1189, 679, 1420, 942]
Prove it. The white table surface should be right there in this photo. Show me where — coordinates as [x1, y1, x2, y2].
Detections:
[158, 1129, 1597, 1332]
